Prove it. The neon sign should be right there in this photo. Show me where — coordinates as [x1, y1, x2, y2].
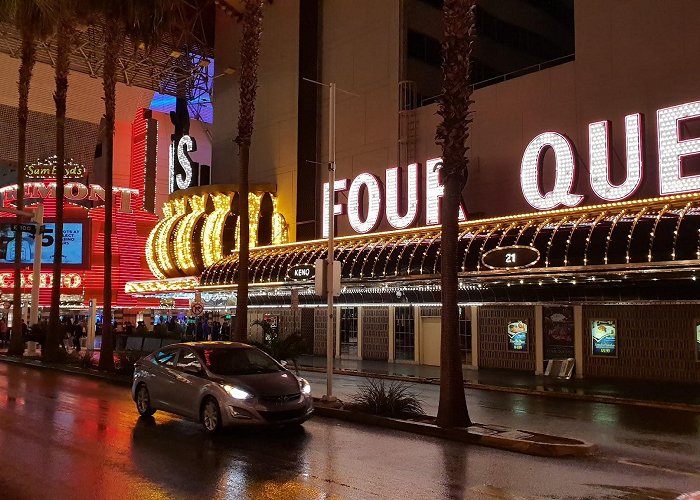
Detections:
[322, 159, 467, 237]
[0, 272, 82, 289]
[25, 156, 86, 180]
[173, 135, 196, 191]
[521, 99, 700, 210]
[0, 182, 137, 214]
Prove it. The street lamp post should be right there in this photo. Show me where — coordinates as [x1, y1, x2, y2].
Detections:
[325, 82, 337, 401]
[0, 205, 44, 326]
[29, 204, 44, 326]
[303, 78, 357, 401]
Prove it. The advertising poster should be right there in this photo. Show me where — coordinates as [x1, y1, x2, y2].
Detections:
[0, 222, 84, 265]
[507, 320, 528, 352]
[543, 306, 575, 359]
[696, 320, 700, 361]
[591, 319, 617, 357]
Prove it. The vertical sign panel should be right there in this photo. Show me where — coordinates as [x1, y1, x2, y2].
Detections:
[507, 320, 529, 352]
[591, 319, 617, 357]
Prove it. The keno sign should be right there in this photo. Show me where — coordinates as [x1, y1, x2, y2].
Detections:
[323, 159, 467, 237]
[521, 99, 700, 210]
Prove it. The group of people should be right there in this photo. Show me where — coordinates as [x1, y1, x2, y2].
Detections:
[0, 316, 86, 351]
[0, 314, 237, 351]
[185, 318, 232, 341]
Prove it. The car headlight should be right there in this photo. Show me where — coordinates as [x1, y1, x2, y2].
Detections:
[298, 378, 311, 395]
[222, 384, 253, 400]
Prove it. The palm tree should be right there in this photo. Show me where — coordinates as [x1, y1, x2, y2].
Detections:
[46, 1, 76, 362]
[95, 13, 122, 371]
[435, 0, 476, 428]
[234, 0, 265, 342]
[0, 0, 54, 356]
[94, 0, 184, 370]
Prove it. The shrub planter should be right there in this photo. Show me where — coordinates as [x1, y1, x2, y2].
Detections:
[313, 399, 596, 458]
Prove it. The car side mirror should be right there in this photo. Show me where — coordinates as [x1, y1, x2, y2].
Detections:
[279, 360, 288, 368]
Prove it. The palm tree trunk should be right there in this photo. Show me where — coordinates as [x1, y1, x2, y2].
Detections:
[436, 174, 470, 427]
[46, 22, 71, 362]
[234, 144, 250, 342]
[234, 0, 264, 342]
[8, 31, 36, 356]
[98, 20, 122, 371]
[435, 0, 476, 428]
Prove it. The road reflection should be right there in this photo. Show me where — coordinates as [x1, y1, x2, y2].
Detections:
[131, 417, 316, 499]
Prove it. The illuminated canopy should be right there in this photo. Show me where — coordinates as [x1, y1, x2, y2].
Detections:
[200, 193, 700, 288]
[146, 185, 289, 278]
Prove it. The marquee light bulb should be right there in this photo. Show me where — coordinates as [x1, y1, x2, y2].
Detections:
[520, 132, 583, 210]
[589, 114, 643, 201]
[658, 100, 700, 195]
[322, 179, 349, 238]
[425, 158, 467, 225]
[347, 173, 383, 233]
[175, 135, 195, 190]
[386, 165, 419, 229]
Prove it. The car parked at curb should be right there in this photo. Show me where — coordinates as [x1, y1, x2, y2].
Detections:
[131, 341, 313, 433]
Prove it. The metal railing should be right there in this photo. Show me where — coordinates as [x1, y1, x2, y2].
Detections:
[419, 53, 575, 108]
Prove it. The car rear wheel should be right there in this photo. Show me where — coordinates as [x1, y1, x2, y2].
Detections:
[135, 384, 156, 417]
[201, 398, 222, 434]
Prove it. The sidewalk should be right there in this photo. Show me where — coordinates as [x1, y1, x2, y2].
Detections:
[299, 355, 700, 411]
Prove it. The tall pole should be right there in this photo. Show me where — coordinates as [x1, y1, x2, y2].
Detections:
[325, 82, 336, 400]
[29, 204, 43, 326]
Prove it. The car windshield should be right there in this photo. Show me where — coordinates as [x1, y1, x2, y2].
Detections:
[198, 347, 282, 375]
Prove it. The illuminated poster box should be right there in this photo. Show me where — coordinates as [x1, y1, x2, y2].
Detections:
[0, 222, 85, 266]
[591, 319, 617, 357]
[507, 320, 528, 352]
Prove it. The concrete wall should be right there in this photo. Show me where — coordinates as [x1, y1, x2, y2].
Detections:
[213, 1, 301, 240]
[583, 305, 700, 383]
[317, 0, 402, 237]
[362, 306, 389, 360]
[411, 0, 700, 219]
[478, 305, 537, 371]
[326, 0, 700, 231]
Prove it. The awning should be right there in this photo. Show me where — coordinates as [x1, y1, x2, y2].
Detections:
[200, 193, 700, 289]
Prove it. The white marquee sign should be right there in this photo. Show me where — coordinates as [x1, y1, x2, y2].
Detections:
[521, 99, 700, 210]
[322, 159, 467, 237]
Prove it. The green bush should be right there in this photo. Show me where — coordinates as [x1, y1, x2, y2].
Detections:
[249, 320, 306, 372]
[115, 351, 141, 377]
[350, 378, 425, 418]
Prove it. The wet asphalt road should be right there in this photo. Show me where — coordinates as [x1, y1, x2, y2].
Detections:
[1, 363, 699, 500]
[301, 371, 700, 478]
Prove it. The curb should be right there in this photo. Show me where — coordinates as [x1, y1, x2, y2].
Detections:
[0, 354, 595, 457]
[312, 403, 596, 458]
[0, 354, 132, 387]
[300, 366, 700, 414]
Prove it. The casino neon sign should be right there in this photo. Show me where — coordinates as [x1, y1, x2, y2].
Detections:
[0, 182, 137, 214]
[322, 159, 467, 237]
[520, 99, 700, 210]
[0, 272, 82, 289]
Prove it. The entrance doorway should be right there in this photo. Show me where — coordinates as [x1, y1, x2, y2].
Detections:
[420, 317, 441, 366]
[339, 307, 358, 358]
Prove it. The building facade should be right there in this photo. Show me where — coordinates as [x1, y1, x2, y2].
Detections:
[131, 0, 700, 384]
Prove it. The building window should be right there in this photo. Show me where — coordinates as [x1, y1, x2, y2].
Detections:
[340, 307, 358, 358]
[407, 30, 442, 68]
[458, 306, 471, 364]
[395, 306, 415, 361]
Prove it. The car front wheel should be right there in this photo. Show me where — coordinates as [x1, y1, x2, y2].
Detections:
[135, 384, 156, 417]
[201, 398, 222, 434]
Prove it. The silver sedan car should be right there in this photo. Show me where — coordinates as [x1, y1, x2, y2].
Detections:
[131, 342, 313, 433]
